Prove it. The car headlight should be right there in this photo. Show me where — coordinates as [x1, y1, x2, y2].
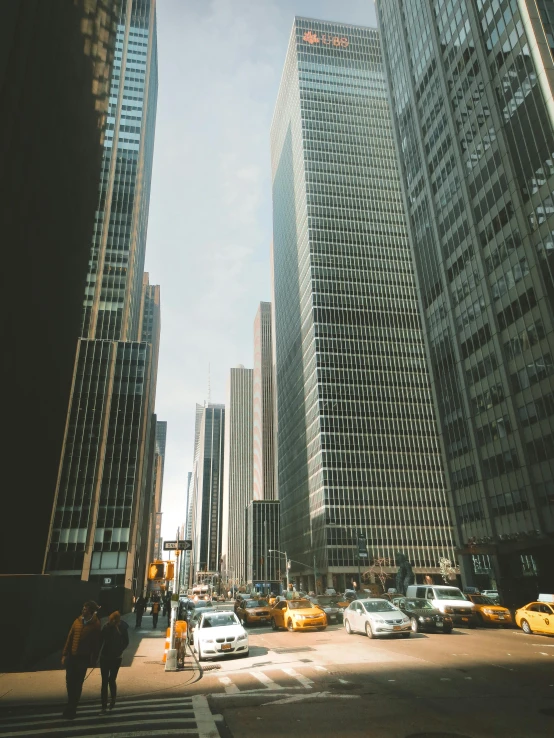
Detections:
[435, 615, 443, 621]
[201, 638, 214, 644]
[338, 607, 344, 612]
[296, 615, 306, 620]
[237, 634, 248, 641]
[418, 616, 425, 622]
[483, 608, 495, 615]
[444, 607, 454, 613]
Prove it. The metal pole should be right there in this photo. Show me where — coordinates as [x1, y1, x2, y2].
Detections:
[357, 531, 361, 591]
[313, 555, 317, 594]
[285, 550, 290, 593]
[264, 520, 267, 597]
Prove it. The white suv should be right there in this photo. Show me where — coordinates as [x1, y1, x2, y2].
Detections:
[405, 585, 477, 628]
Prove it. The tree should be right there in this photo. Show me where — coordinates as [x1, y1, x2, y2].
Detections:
[363, 557, 394, 592]
[439, 557, 458, 583]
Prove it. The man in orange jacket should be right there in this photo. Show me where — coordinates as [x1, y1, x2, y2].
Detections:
[61, 601, 101, 719]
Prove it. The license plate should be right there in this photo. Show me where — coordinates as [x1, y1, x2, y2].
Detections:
[498, 616, 505, 620]
[393, 625, 401, 630]
[259, 618, 267, 622]
[462, 617, 468, 621]
[330, 616, 336, 620]
[221, 643, 231, 651]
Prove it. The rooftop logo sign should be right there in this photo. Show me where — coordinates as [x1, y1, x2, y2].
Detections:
[302, 30, 349, 48]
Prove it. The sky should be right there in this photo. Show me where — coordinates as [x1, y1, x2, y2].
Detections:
[145, 0, 377, 543]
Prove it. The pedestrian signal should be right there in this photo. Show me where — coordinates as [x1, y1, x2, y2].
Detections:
[166, 562, 175, 580]
[148, 561, 165, 580]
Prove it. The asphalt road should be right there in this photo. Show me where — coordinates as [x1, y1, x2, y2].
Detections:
[190, 617, 554, 738]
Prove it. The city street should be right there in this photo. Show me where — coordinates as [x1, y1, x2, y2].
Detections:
[1, 608, 553, 737]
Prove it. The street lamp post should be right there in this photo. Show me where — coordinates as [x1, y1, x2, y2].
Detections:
[269, 549, 289, 592]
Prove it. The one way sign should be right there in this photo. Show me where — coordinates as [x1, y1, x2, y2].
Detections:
[163, 540, 192, 551]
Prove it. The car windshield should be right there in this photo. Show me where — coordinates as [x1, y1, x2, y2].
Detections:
[434, 588, 466, 600]
[246, 600, 268, 608]
[202, 613, 238, 628]
[361, 600, 396, 612]
[289, 600, 312, 609]
[406, 599, 434, 609]
[470, 595, 496, 605]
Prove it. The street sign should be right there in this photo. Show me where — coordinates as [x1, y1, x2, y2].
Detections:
[163, 539, 192, 551]
[358, 534, 369, 558]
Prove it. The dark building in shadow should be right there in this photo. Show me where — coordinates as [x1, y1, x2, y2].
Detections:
[0, 0, 120, 573]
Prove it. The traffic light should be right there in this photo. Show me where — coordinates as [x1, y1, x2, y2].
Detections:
[166, 562, 175, 580]
[148, 561, 165, 581]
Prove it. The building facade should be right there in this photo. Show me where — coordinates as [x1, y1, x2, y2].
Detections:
[246, 501, 281, 591]
[189, 404, 226, 583]
[43, 0, 159, 604]
[222, 367, 254, 585]
[376, 0, 554, 602]
[253, 302, 277, 501]
[271, 17, 455, 592]
[1, 0, 120, 574]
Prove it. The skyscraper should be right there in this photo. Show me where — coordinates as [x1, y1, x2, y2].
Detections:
[189, 404, 226, 582]
[222, 366, 253, 585]
[1, 0, 120, 574]
[43, 0, 159, 604]
[271, 17, 455, 593]
[376, 0, 554, 600]
[253, 302, 277, 501]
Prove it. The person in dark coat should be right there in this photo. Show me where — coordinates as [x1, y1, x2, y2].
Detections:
[98, 611, 129, 713]
[61, 601, 101, 719]
[134, 595, 146, 628]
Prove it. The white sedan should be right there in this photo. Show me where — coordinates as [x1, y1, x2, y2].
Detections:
[192, 610, 249, 661]
[343, 598, 411, 638]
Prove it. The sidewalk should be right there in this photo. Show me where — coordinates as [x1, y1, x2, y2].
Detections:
[0, 612, 199, 708]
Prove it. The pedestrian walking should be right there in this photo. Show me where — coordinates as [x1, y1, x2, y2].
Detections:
[99, 611, 129, 714]
[134, 594, 146, 628]
[61, 601, 101, 720]
[151, 600, 160, 627]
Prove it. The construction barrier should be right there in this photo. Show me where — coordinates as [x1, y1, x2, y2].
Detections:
[162, 627, 171, 663]
[174, 620, 187, 667]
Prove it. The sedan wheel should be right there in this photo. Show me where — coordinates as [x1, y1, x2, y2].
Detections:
[271, 617, 278, 631]
[287, 618, 294, 632]
[344, 619, 352, 634]
[410, 617, 419, 633]
[197, 647, 204, 662]
[521, 619, 532, 635]
[241, 617, 248, 627]
[365, 621, 374, 639]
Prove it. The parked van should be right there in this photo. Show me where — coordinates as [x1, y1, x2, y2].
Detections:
[406, 584, 477, 628]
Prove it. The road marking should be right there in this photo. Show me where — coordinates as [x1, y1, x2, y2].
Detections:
[251, 671, 284, 690]
[314, 665, 327, 671]
[532, 644, 554, 647]
[1, 726, 198, 737]
[338, 678, 350, 684]
[283, 667, 314, 688]
[262, 690, 359, 706]
[192, 694, 221, 738]
[440, 678, 451, 681]
[491, 663, 514, 671]
[219, 676, 239, 694]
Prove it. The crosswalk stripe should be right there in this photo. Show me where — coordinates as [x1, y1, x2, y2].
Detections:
[282, 667, 314, 689]
[2, 710, 194, 730]
[218, 676, 239, 694]
[250, 671, 284, 690]
[0, 700, 193, 723]
[1, 726, 200, 737]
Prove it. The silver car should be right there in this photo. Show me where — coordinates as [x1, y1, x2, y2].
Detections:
[343, 598, 411, 638]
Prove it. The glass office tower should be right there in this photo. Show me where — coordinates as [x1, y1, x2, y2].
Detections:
[189, 404, 226, 581]
[253, 302, 277, 501]
[44, 0, 159, 603]
[271, 18, 455, 591]
[222, 367, 254, 585]
[376, 0, 554, 601]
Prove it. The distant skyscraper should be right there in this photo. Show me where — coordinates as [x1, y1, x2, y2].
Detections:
[189, 404, 226, 581]
[253, 302, 277, 501]
[155, 420, 167, 483]
[1, 0, 120, 574]
[377, 0, 554, 600]
[246, 500, 281, 589]
[222, 366, 253, 585]
[271, 17, 455, 592]
[43, 0, 159, 602]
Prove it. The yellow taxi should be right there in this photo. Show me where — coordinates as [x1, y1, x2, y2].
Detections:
[235, 598, 272, 627]
[466, 594, 512, 627]
[515, 600, 554, 636]
[269, 598, 327, 631]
